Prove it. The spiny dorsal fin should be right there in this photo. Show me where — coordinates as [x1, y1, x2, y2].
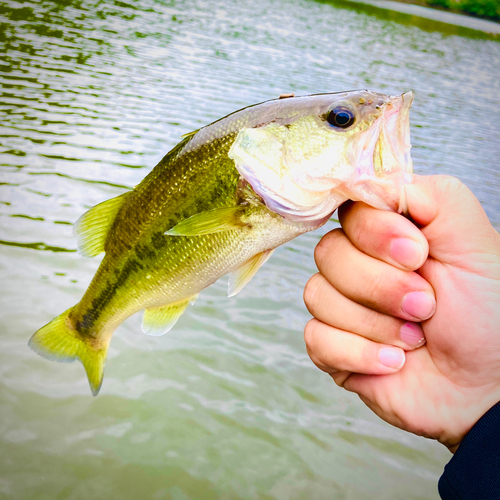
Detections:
[74, 192, 130, 257]
[165, 206, 248, 236]
[142, 295, 198, 336]
[228, 249, 274, 297]
[180, 129, 199, 139]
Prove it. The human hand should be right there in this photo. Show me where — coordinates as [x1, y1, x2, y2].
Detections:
[303, 175, 500, 452]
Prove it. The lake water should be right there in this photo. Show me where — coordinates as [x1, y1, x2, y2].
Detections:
[1, 0, 499, 499]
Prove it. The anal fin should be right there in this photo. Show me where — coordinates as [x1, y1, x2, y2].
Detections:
[142, 295, 198, 336]
[74, 192, 130, 257]
[228, 249, 274, 298]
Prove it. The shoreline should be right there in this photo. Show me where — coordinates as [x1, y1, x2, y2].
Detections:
[387, 0, 499, 23]
[344, 0, 500, 35]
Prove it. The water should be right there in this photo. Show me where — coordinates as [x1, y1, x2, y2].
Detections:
[1, 0, 499, 498]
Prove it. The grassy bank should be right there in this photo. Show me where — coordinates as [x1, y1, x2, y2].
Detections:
[398, 0, 500, 21]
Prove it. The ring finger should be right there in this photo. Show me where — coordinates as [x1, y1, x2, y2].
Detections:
[304, 273, 426, 350]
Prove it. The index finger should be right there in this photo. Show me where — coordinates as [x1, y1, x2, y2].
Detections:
[338, 201, 429, 271]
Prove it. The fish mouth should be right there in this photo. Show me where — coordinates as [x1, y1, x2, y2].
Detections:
[348, 91, 414, 212]
[382, 91, 413, 178]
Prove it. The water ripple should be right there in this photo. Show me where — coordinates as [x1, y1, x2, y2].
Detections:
[1, 0, 497, 498]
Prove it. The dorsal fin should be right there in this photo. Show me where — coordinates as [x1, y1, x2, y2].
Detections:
[73, 192, 130, 257]
[228, 249, 274, 297]
[142, 295, 198, 336]
[180, 128, 199, 139]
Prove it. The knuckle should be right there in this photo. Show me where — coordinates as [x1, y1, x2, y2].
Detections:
[337, 200, 355, 222]
[432, 175, 463, 194]
[349, 211, 367, 243]
[364, 271, 385, 306]
[303, 319, 318, 353]
[358, 308, 381, 337]
[303, 273, 323, 314]
[332, 371, 352, 388]
[359, 343, 376, 372]
[314, 229, 344, 267]
[303, 320, 326, 370]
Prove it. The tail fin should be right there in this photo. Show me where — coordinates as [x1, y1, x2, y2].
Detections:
[28, 308, 109, 396]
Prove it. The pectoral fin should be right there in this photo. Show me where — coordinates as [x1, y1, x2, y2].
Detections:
[228, 249, 274, 298]
[165, 206, 248, 236]
[142, 295, 198, 336]
[74, 192, 130, 257]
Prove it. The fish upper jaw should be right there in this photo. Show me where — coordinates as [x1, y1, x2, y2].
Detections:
[382, 91, 413, 179]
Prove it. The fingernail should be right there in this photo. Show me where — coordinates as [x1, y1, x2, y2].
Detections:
[390, 238, 423, 268]
[379, 347, 405, 369]
[402, 291, 436, 320]
[400, 322, 426, 348]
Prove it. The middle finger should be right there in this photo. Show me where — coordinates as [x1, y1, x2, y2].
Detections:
[314, 229, 436, 322]
[304, 273, 426, 350]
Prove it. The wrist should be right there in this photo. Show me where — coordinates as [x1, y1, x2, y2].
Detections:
[435, 389, 500, 453]
[440, 396, 500, 454]
[438, 401, 500, 498]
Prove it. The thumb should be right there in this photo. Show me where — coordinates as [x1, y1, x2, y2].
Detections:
[404, 175, 500, 270]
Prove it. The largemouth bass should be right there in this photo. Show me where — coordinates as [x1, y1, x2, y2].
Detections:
[29, 90, 414, 395]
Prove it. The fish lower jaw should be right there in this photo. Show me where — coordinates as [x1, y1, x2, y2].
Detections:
[261, 191, 345, 225]
[288, 211, 336, 230]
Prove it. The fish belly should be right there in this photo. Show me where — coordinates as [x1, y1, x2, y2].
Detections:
[71, 210, 309, 339]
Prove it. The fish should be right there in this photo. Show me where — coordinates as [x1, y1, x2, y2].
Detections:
[29, 90, 414, 396]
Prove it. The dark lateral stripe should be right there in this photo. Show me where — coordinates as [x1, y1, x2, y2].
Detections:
[76, 255, 145, 333]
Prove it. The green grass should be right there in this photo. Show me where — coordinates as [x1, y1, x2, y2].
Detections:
[426, 0, 500, 21]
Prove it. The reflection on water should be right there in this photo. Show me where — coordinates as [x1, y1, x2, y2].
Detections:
[0, 0, 499, 498]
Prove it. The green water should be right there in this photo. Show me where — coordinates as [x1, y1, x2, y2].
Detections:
[1, 0, 499, 498]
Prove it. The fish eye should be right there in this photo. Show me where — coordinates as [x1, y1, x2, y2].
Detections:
[327, 106, 355, 129]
